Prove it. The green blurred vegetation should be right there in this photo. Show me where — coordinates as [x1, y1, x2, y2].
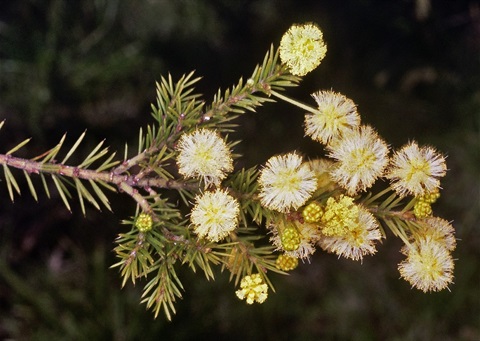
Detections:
[0, 0, 478, 340]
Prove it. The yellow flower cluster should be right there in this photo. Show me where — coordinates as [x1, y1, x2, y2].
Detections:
[269, 218, 320, 260]
[279, 23, 327, 76]
[415, 217, 457, 252]
[305, 90, 360, 144]
[281, 225, 301, 251]
[276, 254, 299, 271]
[135, 212, 153, 233]
[386, 142, 446, 197]
[327, 125, 389, 195]
[414, 189, 440, 218]
[413, 200, 433, 219]
[302, 201, 323, 223]
[302, 89, 390, 196]
[301, 92, 448, 199]
[299, 196, 383, 261]
[258, 152, 317, 212]
[190, 189, 239, 242]
[306, 158, 336, 192]
[235, 274, 268, 304]
[168, 22, 456, 305]
[398, 217, 455, 292]
[176, 129, 233, 188]
[320, 195, 359, 237]
[319, 199, 382, 261]
[419, 189, 441, 204]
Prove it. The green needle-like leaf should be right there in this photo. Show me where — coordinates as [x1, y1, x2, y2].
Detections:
[61, 130, 86, 164]
[51, 175, 71, 212]
[74, 178, 100, 214]
[95, 179, 116, 193]
[23, 170, 38, 202]
[6, 138, 31, 155]
[76, 180, 86, 215]
[78, 140, 105, 168]
[95, 152, 119, 172]
[137, 127, 144, 154]
[40, 173, 51, 199]
[89, 179, 112, 211]
[40, 134, 66, 163]
[3, 164, 19, 201]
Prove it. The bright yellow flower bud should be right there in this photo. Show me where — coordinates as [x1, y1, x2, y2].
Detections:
[276, 254, 299, 271]
[135, 213, 153, 233]
[302, 201, 323, 223]
[281, 225, 301, 251]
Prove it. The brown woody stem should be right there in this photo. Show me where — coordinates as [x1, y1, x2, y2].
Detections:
[0, 153, 198, 212]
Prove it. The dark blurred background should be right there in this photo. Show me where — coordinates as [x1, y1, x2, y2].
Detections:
[0, 0, 478, 340]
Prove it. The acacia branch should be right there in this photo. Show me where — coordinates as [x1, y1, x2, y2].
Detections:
[0, 153, 198, 209]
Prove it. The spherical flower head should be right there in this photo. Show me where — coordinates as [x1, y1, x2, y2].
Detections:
[386, 141, 447, 197]
[327, 125, 390, 195]
[235, 273, 268, 304]
[320, 195, 358, 237]
[135, 212, 153, 233]
[305, 91, 360, 144]
[279, 23, 327, 76]
[190, 189, 240, 242]
[415, 217, 457, 252]
[413, 200, 433, 219]
[398, 237, 454, 292]
[276, 254, 299, 271]
[176, 129, 233, 188]
[306, 158, 336, 191]
[318, 204, 382, 261]
[259, 152, 317, 212]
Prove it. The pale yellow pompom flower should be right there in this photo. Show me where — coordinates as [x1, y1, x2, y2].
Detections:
[398, 237, 454, 292]
[190, 189, 239, 242]
[318, 203, 382, 261]
[318, 195, 383, 260]
[305, 91, 360, 144]
[306, 158, 336, 192]
[279, 23, 327, 76]
[327, 125, 390, 195]
[386, 141, 447, 197]
[259, 152, 317, 212]
[235, 273, 268, 304]
[176, 129, 233, 187]
[414, 217, 457, 252]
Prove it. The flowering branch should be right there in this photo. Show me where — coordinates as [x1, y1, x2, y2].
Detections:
[0, 22, 456, 320]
